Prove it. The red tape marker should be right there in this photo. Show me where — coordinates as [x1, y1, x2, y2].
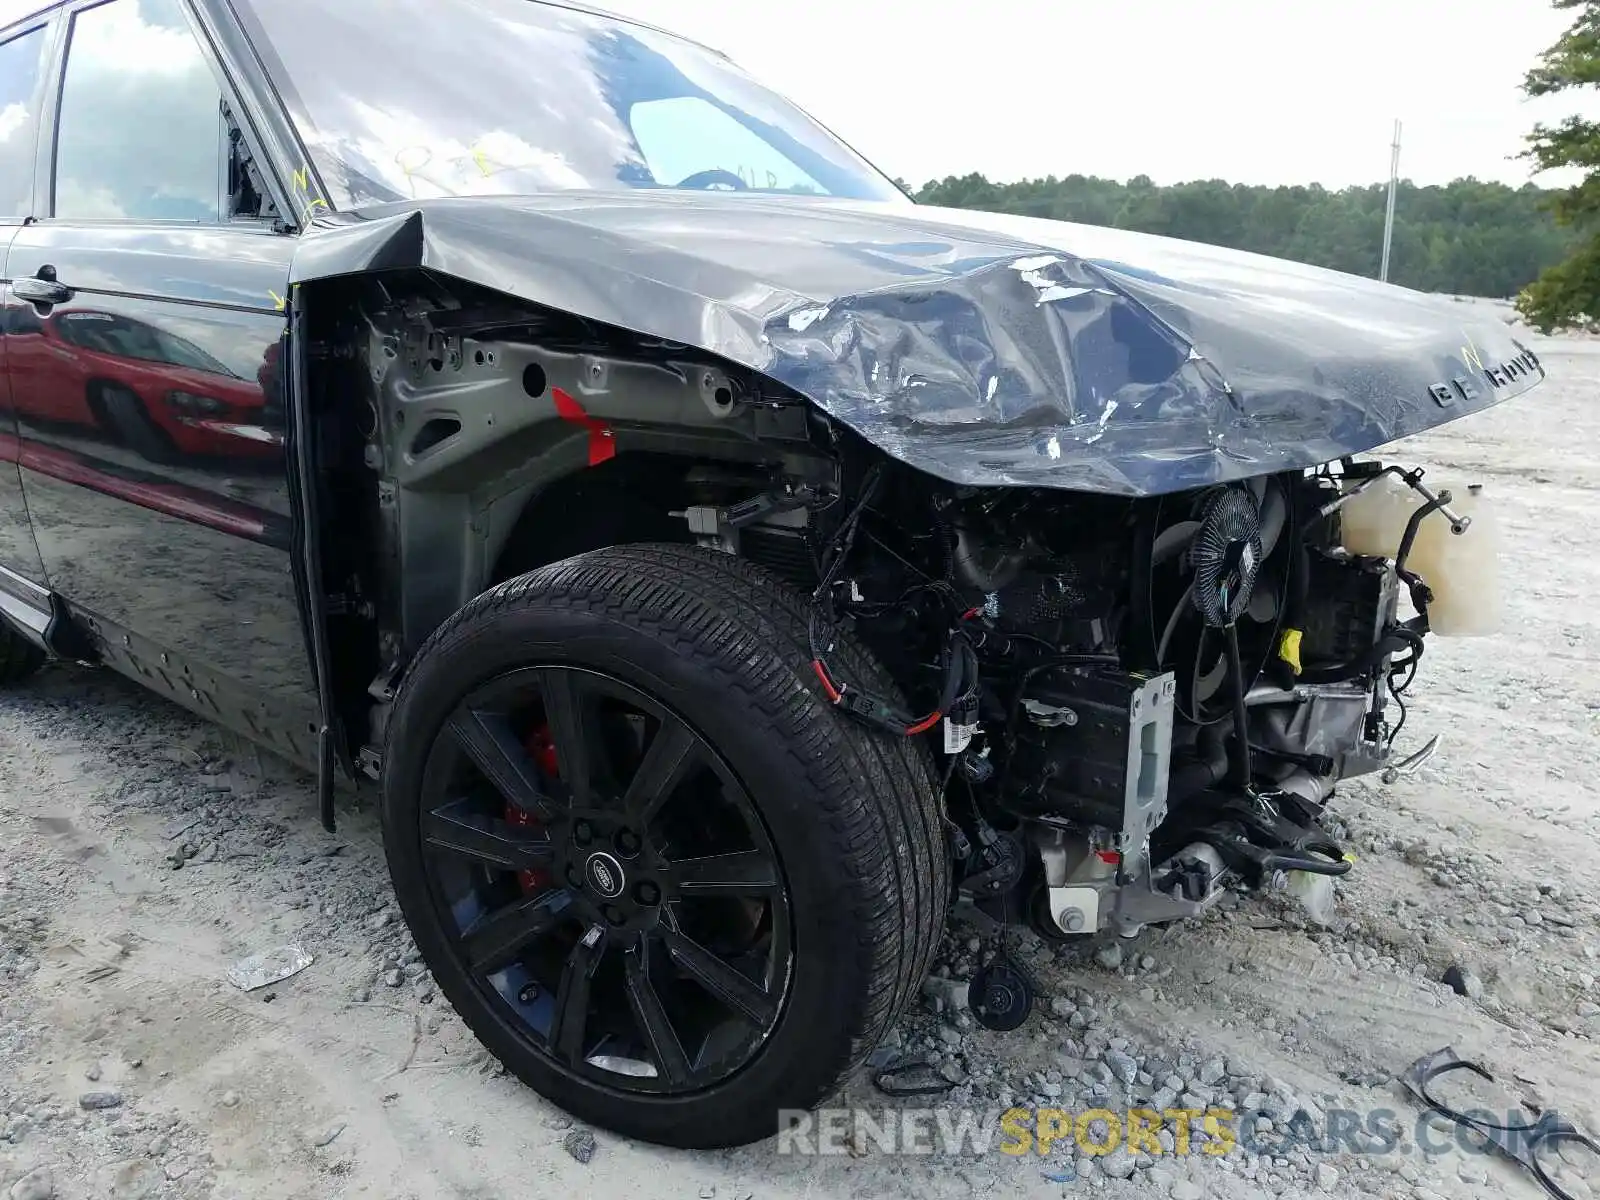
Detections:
[551, 386, 616, 466]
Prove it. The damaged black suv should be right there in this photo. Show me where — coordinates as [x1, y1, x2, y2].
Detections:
[0, 0, 1545, 1150]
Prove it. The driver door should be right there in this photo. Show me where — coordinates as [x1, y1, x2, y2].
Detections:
[0, 18, 53, 618]
[6, 0, 318, 760]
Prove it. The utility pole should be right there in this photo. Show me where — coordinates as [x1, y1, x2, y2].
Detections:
[1380, 119, 1402, 283]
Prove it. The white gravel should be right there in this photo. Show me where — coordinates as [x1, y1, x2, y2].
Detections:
[1, 337, 1597, 1200]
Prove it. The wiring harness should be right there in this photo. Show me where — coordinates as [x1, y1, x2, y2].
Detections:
[806, 468, 980, 738]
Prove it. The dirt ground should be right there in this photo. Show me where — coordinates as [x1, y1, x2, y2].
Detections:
[1, 333, 1597, 1200]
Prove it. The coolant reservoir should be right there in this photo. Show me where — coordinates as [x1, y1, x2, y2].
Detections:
[1338, 472, 1417, 558]
[1339, 475, 1501, 636]
[1408, 483, 1501, 636]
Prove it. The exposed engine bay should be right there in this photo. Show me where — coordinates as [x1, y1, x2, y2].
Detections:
[327, 275, 1496, 957]
[722, 451, 1481, 946]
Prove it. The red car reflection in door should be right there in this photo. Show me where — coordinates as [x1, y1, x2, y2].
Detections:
[7, 307, 278, 463]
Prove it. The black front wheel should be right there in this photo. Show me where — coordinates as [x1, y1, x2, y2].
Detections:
[380, 545, 947, 1148]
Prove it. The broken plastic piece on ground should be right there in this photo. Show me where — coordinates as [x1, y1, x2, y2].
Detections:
[871, 1060, 957, 1098]
[227, 944, 314, 991]
[1401, 1046, 1599, 1200]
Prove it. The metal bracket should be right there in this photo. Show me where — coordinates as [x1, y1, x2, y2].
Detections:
[1382, 732, 1442, 784]
[1048, 885, 1099, 934]
[1117, 672, 1176, 882]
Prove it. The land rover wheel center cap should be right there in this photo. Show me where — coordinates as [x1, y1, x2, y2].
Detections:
[584, 851, 625, 899]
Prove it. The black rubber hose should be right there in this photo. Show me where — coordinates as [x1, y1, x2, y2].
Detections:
[1267, 493, 1308, 690]
[1267, 853, 1353, 877]
[1298, 625, 1424, 685]
[1284, 541, 1309, 632]
[935, 636, 978, 716]
[1169, 723, 1230, 799]
[1225, 622, 1253, 789]
[1129, 502, 1159, 671]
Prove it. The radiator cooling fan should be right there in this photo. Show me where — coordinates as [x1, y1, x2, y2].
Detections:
[1145, 479, 1289, 719]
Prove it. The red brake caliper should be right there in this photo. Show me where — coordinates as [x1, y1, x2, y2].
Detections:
[508, 721, 558, 893]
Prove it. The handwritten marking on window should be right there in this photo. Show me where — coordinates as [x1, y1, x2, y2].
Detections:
[289, 163, 328, 225]
[395, 142, 526, 196]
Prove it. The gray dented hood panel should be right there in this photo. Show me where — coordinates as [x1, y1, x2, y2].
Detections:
[290, 193, 1545, 497]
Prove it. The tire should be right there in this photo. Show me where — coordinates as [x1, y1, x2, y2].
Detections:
[380, 544, 948, 1148]
[98, 384, 179, 465]
[0, 622, 43, 684]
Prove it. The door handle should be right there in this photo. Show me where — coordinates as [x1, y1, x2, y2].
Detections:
[13, 270, 72, 306]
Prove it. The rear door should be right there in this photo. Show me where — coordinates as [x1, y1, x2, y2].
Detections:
[6, 0, 318, 758]
[0, 18, 54, 609]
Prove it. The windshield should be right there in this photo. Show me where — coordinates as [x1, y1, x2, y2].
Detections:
[235, 0, 908, 209]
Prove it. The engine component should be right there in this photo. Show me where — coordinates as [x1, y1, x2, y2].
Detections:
[807, 466, 982, 738]
[1249, 681, 1383, 779]
[1191, 486, 1264, 628]
[740, 517, 817, 589]
[1034, 828, 1118, 937]
[1404, 484, 1501, 636]
[1155, 842, 1228, 904]
[992, 554, 1123, 653]
[777, 456, 1436, 948]
[958, 824, 1026, 898]
[1034, 824, 1231, 939]
[1299, 552, 1397, 672]
[951, 521, 1027, 593]
[968, 959, 1036, 1031]
[1338, 466, 1473, 554]
[1144, 480, 1287, 722]
[1173, 785, 1352, 888]
[1010, 669, 1175, 864]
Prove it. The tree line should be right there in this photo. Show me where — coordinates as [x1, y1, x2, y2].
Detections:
[1516, 0, 1600, 330]
[903, 173, 1573, 301]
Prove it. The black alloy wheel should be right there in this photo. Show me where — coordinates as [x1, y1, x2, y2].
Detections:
[381, 544, 948, 1148]
[417, 665, 791, 1094]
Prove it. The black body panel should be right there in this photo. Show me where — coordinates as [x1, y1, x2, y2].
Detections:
[0, 18, 53, 597]
[0, 242, 51, 597]
[0, 0, 315, 742]
[5, 222, 311, 707]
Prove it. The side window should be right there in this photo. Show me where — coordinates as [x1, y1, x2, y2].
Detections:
[54, 0, 223, 221]
[0, 27, 48, 219]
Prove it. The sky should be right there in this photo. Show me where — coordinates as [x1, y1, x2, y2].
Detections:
[0, 0, 1592, 191]
[594, 0, 1596, 190]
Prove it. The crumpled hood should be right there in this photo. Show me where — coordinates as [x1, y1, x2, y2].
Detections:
[292, 191, 1545, 496]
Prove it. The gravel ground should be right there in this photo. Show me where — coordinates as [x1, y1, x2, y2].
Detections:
[1, 338, 1597, 1200]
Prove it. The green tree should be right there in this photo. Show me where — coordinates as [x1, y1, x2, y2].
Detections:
[909, 174, 1572, 302]
[1519, 0, 1600, 330]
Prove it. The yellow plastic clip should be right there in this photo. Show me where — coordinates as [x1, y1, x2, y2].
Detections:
[1277, 628, 1304, 676]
